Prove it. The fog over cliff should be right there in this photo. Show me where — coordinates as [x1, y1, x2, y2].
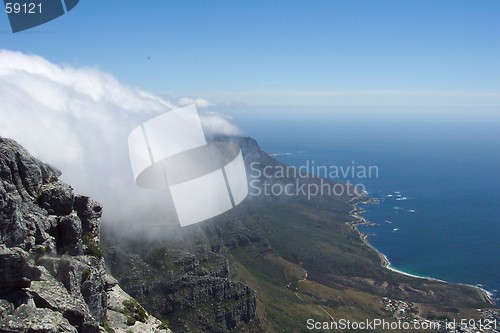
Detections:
[0, 49, 241, 230]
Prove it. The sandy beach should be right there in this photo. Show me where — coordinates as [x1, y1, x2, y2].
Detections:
[349, 197, 496, 305]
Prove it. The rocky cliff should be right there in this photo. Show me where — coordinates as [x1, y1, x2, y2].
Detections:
[104, 234, 260, 333]
[0, 137, 172, 333]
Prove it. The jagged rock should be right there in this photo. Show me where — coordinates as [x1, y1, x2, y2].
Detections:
[57, 214, 83, 256]
[0, 138, 59, 204]
[104, 227, 258, 333]
[30, 280, 95, 330]
[162, 275, 257, 331]
[73, 197, 102, 221]
[164, 276, 254, 311]
[0, 299, 14, 320]
[102, 275, 118, 292]
[0, 247, 31, 293]
[0, 137, 170, 333]
[0, 304, 78, 333]
[73, 196, 101, 238]
[0, 138, 59, 251]
[38, 181, 74, 216]
[37, 256, 88, 295]
[0, 246, 53, 295]
[79, 265, 107, 325]
[36, 256, 107, 325]
[0, 200, 51, 250]
[106, 284, 172, 333]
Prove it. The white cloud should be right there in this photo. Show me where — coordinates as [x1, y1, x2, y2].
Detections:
[178, 97, 214, 108]
[199, 112, 241, 137]
[0, 50, 241, 231]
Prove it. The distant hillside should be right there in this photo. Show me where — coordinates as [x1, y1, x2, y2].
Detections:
[103, 136, 496, 333]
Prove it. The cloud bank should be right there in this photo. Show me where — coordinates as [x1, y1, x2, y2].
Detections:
[178, 97, 213, 108]
[0, 49, 241, 230]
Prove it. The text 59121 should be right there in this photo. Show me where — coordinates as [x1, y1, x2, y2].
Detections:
[5, 2, 42, 14]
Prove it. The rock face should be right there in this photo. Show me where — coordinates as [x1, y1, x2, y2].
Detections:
[105, 229, 260, 333]
[0, 137, 172, 333]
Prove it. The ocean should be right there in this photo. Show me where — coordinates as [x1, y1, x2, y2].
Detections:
[223, 105, 500, 303]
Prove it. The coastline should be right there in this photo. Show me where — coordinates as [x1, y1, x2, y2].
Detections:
[348, 197, 496, 306]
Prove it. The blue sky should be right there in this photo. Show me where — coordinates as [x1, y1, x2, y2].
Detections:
[2, 0, 500, 107]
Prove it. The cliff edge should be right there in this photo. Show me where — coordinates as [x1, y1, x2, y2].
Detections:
[0, 137, 172, 333]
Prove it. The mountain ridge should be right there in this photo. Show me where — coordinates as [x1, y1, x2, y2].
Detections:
[1, 135, 496, 333]
[103, 136, 497, 333]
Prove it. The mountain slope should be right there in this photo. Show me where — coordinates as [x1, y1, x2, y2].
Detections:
[104, 137, 496, 333]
